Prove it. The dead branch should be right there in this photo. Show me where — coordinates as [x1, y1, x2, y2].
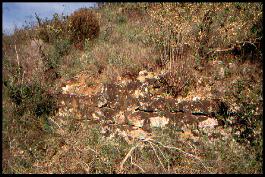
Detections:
[148, 139, 212, 173]
[206, 37, 262, 58]
[206, 46, 235, 57]
[148, 141, 166, 172]
[130, 156, 145, 173]
[14, 44, 20, 69]
[119, 143, 140, 172]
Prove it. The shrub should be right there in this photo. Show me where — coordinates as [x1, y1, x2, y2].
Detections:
[68, 8, 100, 48]
[159, 69, 193, 97]
[40, 38, 71, 81]
[145, 3, 262, 64]
[37, 25, 50, 43]
[4, 79, 58, 118]
[155, 31, 195, 97]
[35, 13, 69, 44]
[54, 38, 71, 56]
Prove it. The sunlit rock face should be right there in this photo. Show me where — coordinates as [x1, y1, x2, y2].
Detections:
[56, 69, 249, 141]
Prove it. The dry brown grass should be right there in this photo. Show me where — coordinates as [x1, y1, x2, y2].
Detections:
[2, 2, 263, 174]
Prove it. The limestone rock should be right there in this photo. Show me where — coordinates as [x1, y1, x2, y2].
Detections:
[137, 70, 158, 83]
[114, 111, 126, 124]
[97, 96, 108, 108]
[92, 110, 104, 120]
[127, 112, 145, 128]
[149, 116, 169, 128]
[198, 117, 218, 129]
[219, 67, 225, 79]
[127, 129, 150, 140]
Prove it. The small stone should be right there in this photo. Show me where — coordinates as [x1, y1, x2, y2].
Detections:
[137, 76, 146, 83]
[98, 95, 108, 108]
[133, 119, 145, 128]
[219, 67, 225, 79]
[149, 116, 169, 128]
[139, 70, 148, 76]
[137, 70, 157, 83]
[128, 129, 149, 140]
[133, 89, 144, 98]
[100, 126, 108, 134]
[228, 62, 236, 70]
[68, 108, 73, 113]
[198, 118, 218, 129]
[192, 96, 201, 102]
[62, 85, 70, 94]
[92, 110, 104, 120]
[114, 111, 126, 124]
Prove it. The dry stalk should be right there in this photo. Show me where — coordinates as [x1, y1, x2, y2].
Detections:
[73, 146, 91, 173]
[119, 142, 140, 172]
[47, 117, 61, 129]
[14, 44, 24, 85]
[130, 156, 145, 173]
[146, 139, 212, 173]
[152, 142, 168, 162]
[14, 44, 20, 69]
[151, 141, 170, 171]
[148, 141, 166, 172]
[80, 160, 90, 173]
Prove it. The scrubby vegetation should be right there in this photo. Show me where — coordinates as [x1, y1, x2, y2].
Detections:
[68, 8, 100, 48]
[2, 2, 263, 174]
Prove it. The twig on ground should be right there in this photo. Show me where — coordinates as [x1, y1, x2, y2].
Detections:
[130, 156, 145, 173]
[152, 139, 200, 160]
[152, 141, 170, 172]
[47, 117, 61, 129]
[119, 143, 140, 172]
[148, 141, 166, 172]
[149, 139, 212, 173]
[79, 160, 91, 173]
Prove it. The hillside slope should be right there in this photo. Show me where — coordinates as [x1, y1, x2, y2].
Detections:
[2, 3, 263, 174]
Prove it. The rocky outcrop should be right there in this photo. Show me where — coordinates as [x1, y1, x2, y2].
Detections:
[55, 70, 240, 142]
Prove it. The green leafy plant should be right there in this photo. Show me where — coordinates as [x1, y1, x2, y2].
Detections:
[35, 13, 69, 44]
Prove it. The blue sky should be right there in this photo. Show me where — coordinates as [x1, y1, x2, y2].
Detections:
[3, 2, 97, 35]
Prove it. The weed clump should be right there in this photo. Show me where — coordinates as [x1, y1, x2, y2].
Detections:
[35, 13, 69, 44]
[4, 80, 58, 118]
[68, 8, 100, 48]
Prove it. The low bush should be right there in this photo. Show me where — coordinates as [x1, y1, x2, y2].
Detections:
[145, 3, 262, 64]
[159, 68, 193, 97]
[4, 80, 58, 118]
[68, 8, 100, 48]
[35, 13, 69, 44]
